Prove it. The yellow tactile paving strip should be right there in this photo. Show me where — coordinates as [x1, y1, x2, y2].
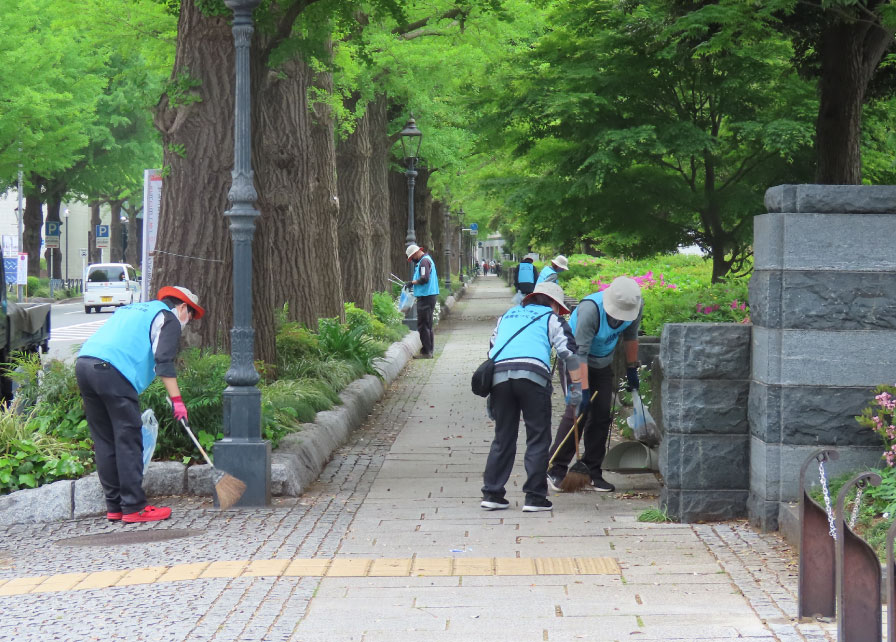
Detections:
[0, 556, 619, 596]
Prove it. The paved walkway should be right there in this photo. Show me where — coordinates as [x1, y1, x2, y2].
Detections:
[0, 277, 836, 641]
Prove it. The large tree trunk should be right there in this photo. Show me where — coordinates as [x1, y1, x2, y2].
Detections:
[253, 40, 343, 330]
[368, 94, 391, 293]
[89, 201, 102, 264]
[108, 200, 124, 264]
[335, 95, 374, 310]
[389, 169, 410, 281]
[23, 176, 43, 278]
[413, 168, 432, 254]
[815, 18, 893, 184]
[43, 190, 63, 281]
[430, 200, 445, 284]
[153, 3, 245, 355]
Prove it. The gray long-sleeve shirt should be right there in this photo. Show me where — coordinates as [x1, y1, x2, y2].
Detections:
[574, 297, 643, 369]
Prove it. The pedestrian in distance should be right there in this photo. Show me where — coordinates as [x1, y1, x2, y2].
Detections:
[515, 256, 537, 295]
[76, 286, 205, 524]
[536, 254, 569, 284]
[547, 276, 643, 493]
[481, 282, 586, 513]
[405, 244, 440, 359]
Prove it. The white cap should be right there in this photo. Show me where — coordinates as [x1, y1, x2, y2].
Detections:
[552, 255, 569, 271]
[406, 244, 421, 259]
[603, 276, 642, 321]
[523, 281, 571, 314]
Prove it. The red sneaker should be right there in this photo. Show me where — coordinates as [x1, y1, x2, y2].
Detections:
[107, 512, 123, 521]
[122, 505, 172, 523]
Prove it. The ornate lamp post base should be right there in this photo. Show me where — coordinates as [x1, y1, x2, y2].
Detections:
[215, 385, 270, 506]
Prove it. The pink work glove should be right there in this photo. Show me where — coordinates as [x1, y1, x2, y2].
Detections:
[169, 396, 188, 422]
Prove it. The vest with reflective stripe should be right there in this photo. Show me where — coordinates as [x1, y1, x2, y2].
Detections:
[517, 262, 535, 284]
[536, 265, 557, 284]
[79, 300, 169, 393]
[569, 292, 632, 358]
[413, 254, 440, 297]
[489, 304, 552, 367]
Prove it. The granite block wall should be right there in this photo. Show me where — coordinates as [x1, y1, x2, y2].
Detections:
[659, 323, 752, 522]
[747, 184, 896, 531]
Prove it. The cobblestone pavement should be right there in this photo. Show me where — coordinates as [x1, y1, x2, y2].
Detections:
[0, 276, 840, 641]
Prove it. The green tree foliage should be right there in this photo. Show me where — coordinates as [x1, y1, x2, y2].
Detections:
[474, 0, 817, 280]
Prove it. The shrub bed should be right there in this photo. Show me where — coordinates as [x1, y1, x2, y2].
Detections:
[0, 291, 408, 494]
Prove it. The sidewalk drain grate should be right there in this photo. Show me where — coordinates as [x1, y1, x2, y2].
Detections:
[54, 529, 204, 547]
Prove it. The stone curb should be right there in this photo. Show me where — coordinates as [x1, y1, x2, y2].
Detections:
[0, 328, 428, 526]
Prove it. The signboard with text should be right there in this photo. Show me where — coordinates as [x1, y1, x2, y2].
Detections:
[16, 253, 28, 285]
[95, 224, 110, 249]
[142, 169, 162, 301]
[45, 221, 61, 249]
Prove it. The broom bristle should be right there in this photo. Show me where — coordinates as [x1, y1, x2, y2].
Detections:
[214, 472, 247, 510]
[559, 469, 591, 492]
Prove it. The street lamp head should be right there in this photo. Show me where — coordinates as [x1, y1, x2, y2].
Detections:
[63, 209, 70, 218]
[399, 116, 423, 161]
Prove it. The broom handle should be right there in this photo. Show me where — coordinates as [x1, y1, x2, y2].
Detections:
[548, 389, 599, 468]
[180, 419, 214, 468]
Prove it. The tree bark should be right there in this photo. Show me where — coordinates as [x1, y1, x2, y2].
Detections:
[368, 94, 392, 293]
[335, 95, 374, 310]
[389, 169, 410, 280]
[43, 192, 63, 281]
[89, 201, 102, 264]
[108, 200, 124, 264]
[23, 175, 43, 278]
[430, 200, 445, 283]
[815, 18, 894, 184]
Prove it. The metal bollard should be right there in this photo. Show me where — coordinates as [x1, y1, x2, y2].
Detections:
[798, 448, 839, 619]
[835, 471, 882, 642]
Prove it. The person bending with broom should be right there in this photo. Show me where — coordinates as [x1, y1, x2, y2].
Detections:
[547, 276, 643, 493]
[481, 282, 586, 513]
[76, 286, 205, 524]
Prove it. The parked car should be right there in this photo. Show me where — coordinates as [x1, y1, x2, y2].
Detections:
[0, 252, 51, 400]
[83, 263, 141, 313]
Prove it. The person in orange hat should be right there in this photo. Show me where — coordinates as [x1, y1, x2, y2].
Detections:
[76, 286, 205, 524]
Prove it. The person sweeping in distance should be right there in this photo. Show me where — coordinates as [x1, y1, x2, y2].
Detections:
[536, 254, 569, 284]
[76, 286, 205, 523]
[547, 276, 644, 493]
[481, 282, 586, 513]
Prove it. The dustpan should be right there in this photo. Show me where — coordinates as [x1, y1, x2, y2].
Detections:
[602, 441, 659, 474]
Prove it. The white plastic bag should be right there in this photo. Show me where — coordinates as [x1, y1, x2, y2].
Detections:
[627, 390, 660, 447]
[511, 291, 523, 305]
[141, 408, 159, 474]
[399, 286, 416, 313]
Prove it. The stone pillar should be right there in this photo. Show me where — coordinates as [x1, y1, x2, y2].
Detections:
[659, 323, 752, 522]
[748, 185, 896, 531]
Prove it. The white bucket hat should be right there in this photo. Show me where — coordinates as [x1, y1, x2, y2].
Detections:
[552, 255, 569, 271]
[603, 276, 642, 321]
[406, 244, 422, 260]
[523, 282, 571, 314]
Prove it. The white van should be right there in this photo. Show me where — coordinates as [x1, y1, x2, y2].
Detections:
[83, 263, 141, 313]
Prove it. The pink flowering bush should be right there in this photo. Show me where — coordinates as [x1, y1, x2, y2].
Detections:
[857, 385, 896, 466]
[560, 254, 750, 334]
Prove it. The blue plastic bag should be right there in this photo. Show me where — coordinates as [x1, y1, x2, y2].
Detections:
[399, 286, 416, 313]
[141, 408, 159, 474]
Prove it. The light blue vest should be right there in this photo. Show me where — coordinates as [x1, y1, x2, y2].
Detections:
[79, 300, 170, 393]
[489, 304, 552, 367]
[517, 262, 535, 284]
[536, 265, 557, 284]
[569, 292, 632, 358]
[413, 254, 440, 297]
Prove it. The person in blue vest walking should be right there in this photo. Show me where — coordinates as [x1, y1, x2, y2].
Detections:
[481, 282, 585, 512]
[536, 255, 569, 284]
[76, 286, 205, 524]
[405, 244, 440, 359]
[547, 276, 643, 492]
[515, 256, 537, 295]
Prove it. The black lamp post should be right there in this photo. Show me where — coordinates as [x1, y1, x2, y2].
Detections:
[457, 207, 465, 279]
[399, 116, 423, 248]
[213, 0, 271, 507]
[443, 208, 451, 289]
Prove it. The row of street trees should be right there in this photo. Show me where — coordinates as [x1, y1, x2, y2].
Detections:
[2, 0, 894, 357]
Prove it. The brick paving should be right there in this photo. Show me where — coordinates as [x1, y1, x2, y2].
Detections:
[0, 276, 840, 641]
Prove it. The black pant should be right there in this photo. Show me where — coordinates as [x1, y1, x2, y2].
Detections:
[516, 282, 535, 295]
[482, 378, 552, 501]
[76, 357, 147, 514]
[548, 364, 614, 480]
[417, 294, 436, 356]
